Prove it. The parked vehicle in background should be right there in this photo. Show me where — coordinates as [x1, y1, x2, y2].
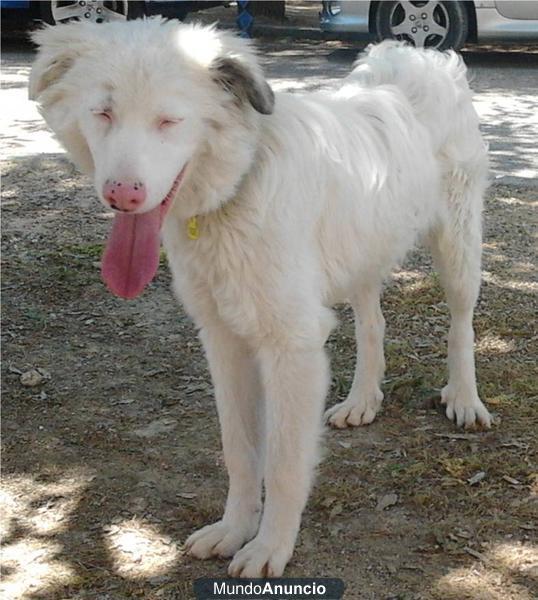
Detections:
[0, 1, 225, 26]
[1, 1, 144, 23]
[320, 1, 538, 50]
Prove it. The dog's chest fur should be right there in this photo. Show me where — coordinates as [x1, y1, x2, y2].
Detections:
[163, 205, 277, 340]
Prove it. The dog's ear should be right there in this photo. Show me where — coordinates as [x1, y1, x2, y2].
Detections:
[211, 56, 274, 115]
[176, 25, 274, 115]
[29, 24, 97, 174]
[29, 53, 74, 100]
[29, 24, 92, 102]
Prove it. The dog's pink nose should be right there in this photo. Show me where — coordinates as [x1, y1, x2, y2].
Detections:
[103, 180, 146, 212]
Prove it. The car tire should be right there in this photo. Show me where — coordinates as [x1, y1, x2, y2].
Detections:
[374, 1, 468, 51]
[40, 1, 146, 25]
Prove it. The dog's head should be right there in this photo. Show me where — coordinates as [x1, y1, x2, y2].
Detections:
[30, 18, 274, 298]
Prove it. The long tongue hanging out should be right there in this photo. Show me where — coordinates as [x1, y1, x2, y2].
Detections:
[101, 205, 162, 299]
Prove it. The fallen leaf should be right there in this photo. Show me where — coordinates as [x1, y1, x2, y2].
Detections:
[144, 368, 166, 377]
[177, 492, 197, 500]
[454, 528, 472, 539]
[132, 418, 178, 438]
[185, 383, 211, 395]
[502, 475, 521, 485]
[329, 502, 344, 518]
[328, 522, 344, 537]
[435, 433, 478, 440]
[464, 546, 488, 563]
[501, 441, 528, 450]
[111, 398, 135, 406]
[467, 471, 486, 485]
[321, 496, 337, 509]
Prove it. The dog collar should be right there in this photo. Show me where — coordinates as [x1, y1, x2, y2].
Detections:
[187, 216, 200, 240]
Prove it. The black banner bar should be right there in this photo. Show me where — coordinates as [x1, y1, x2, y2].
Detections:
[194, 578, 345, 600]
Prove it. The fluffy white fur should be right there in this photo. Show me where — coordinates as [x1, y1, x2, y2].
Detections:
[30, 18, 491, 578]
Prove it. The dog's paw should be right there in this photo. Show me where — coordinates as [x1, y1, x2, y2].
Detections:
[185, 520, 257, 559]
[228, 537, 292, 578]
[441, 385, 492, 430]
[325, 389, 383, 428]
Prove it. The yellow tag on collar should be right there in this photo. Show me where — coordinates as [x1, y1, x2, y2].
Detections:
[187, 216, 199, 240]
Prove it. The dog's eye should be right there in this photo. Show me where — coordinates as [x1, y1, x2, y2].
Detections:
[92, 109, 112, 123]
[158, 118, 183, 130]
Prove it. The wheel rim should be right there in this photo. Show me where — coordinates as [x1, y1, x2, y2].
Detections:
[50, 1, 129, 24]
[389, 1, 449, 48]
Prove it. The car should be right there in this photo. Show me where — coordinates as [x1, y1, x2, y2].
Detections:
[0, 1, 224, 26]
[320, 1, 538, 50]
[1, 1, 145, 23]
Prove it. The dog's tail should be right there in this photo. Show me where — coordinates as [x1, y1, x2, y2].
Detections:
[346, 41, 486, 166]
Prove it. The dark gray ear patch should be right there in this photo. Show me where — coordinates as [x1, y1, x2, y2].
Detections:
[212, 57, 274, 115]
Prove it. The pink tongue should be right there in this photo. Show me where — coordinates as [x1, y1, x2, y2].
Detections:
[101, 206, 161, 299]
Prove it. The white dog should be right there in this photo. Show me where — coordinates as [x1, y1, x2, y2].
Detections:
[30, 18, 491, 577]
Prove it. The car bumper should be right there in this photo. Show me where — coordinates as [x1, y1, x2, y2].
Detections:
[320, 2, 372, 37]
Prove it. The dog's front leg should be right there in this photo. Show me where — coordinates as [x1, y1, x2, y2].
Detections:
[185, 322, 263, 559]
[228, 343, 329, 577]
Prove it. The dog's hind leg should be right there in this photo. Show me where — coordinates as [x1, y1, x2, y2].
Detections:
[185, 321, 263, 559]
[429, 171, 491, 429]
[325, 281, 385, 428]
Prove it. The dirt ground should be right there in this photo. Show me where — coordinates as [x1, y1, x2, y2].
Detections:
[2, 153, 537, 599]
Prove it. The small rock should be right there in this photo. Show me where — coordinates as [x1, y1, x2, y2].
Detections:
[20, 369, 45, 387]
[376, 493, 398, 511]
[338, 441, 351, 449]
[491, 413, 502, 426]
